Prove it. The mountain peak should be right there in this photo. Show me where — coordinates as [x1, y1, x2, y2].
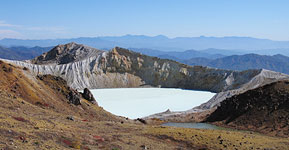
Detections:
[31, 42, 104, 65]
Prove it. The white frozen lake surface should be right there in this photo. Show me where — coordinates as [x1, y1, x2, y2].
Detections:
[90, 88, 215, 119]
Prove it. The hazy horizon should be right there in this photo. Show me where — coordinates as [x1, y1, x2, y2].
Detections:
[1, 0, 289, 40]
[1, 34, 289, 42]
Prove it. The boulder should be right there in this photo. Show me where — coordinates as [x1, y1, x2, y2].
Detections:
[67, 90, 81, 105]
[82, 88, 97, 105]
[136, 118, 147, 124]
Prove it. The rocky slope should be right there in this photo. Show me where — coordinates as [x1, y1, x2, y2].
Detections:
[146, 69, 289, 122]
[0, 60, 191, 149]
[0, 60, 115, 121]
[197, 68, 289, 109]
[3, 43, 289, 115]
[30, 42, 103, 64]
[205, 80, 289, 137]
[2, 60, 288, 149]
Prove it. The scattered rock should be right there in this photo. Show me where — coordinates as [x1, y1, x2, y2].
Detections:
[67, 90, 81, 105]
[2, 66, 13, 72]
[140, 145, 148, 150]
[136, 118, 147, 124]
[219, 139, 223, 144]
[19, 136, 27, 143]
[66, 116, 74, 121]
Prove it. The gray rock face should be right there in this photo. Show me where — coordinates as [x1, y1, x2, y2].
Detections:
[2, 43, 289, 114]
[196, 69, 289, 109]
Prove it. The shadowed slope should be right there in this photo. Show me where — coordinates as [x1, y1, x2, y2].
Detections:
[205, 81, 289, 137]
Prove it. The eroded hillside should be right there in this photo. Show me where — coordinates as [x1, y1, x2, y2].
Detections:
[1, 60, 288, 150]
[5, 43, 289, 112]
[8, 43, 270, 92]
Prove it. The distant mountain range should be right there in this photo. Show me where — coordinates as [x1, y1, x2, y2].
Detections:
[201, 48, 289, 57]
[1, 43, 289, 75]
[0, 46, 52, 60]
[182, 54, 289, 74]
[1, 35, 289, 52]
[0, 45, 225, 61]
[128, 48, 225, 60]
[125, 48, 289, 75]
[1, 35, 289, 75]
[129, 47, 289, 58]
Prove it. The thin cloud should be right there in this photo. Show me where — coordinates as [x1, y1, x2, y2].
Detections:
[0, 20, 21, 27]
[26, 26, 67, 34]
[0, 29, 23, 39]
[0, 20, 68, 39]
[0, 20, 66, 33]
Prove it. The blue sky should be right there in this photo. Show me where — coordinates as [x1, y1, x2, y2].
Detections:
[0, 0, 289, 40]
